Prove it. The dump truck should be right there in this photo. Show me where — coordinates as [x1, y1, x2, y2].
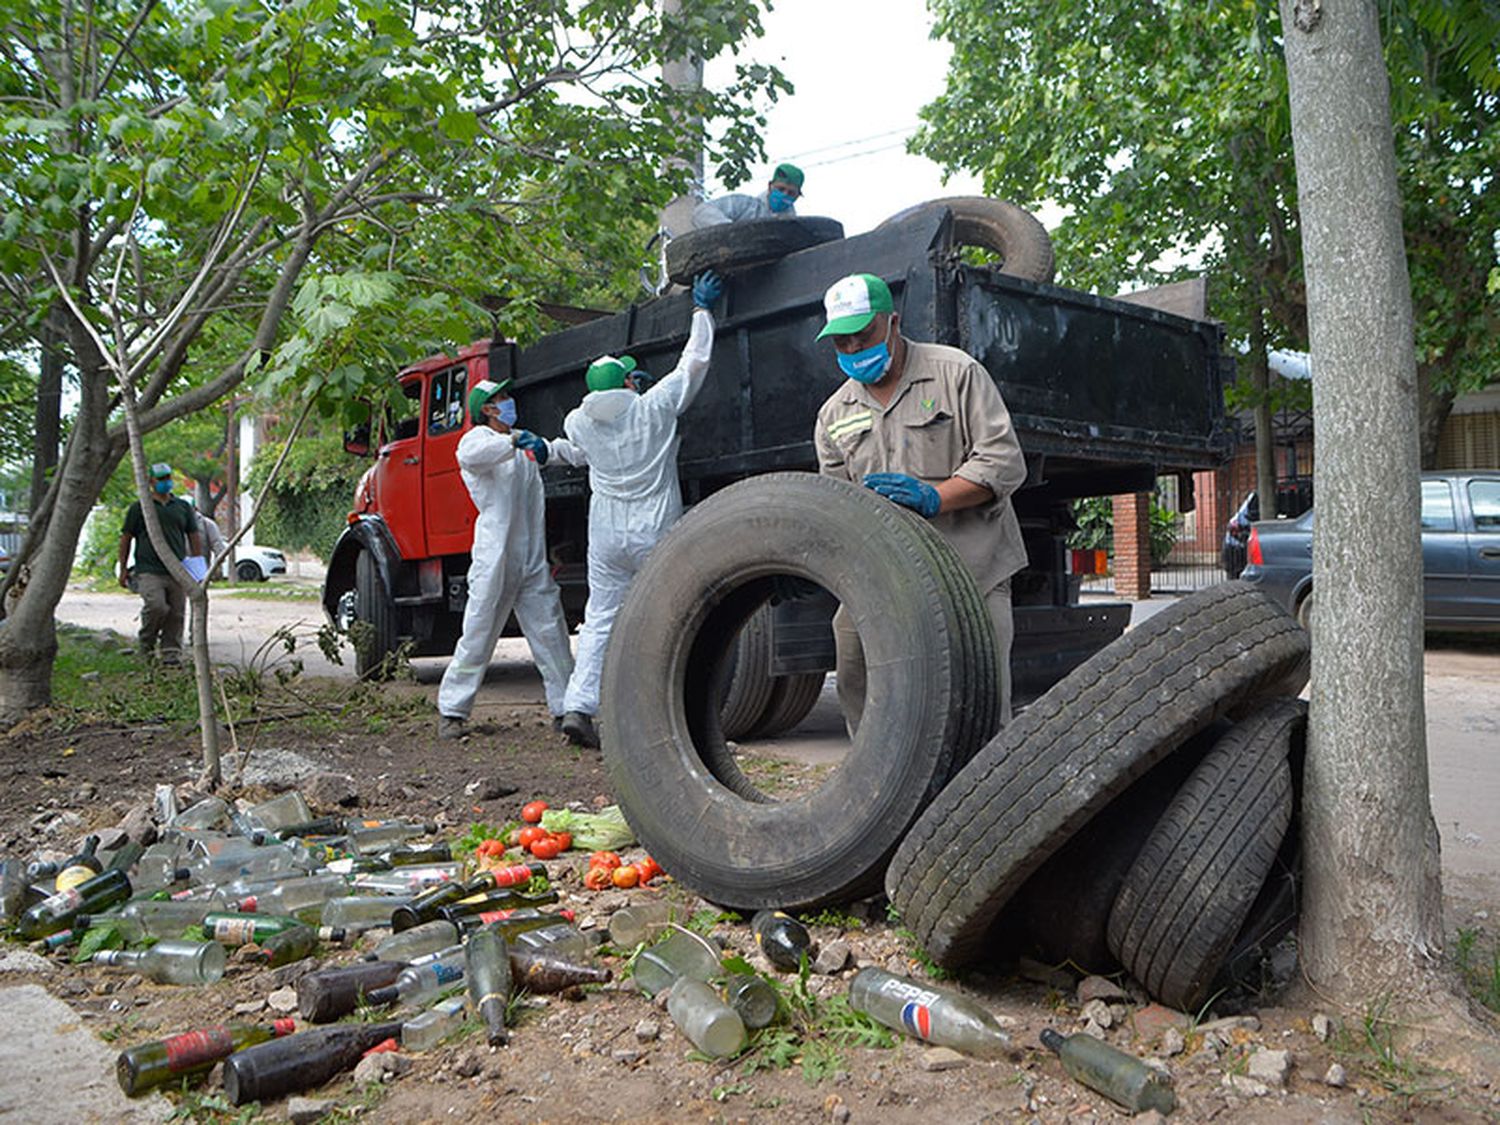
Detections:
[322, 200, 1230, 730]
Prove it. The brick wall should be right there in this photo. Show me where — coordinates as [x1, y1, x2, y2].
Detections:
[1112, 491, 1153, 600]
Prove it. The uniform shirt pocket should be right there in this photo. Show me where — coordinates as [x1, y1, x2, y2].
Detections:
[901, 410, 958, 481]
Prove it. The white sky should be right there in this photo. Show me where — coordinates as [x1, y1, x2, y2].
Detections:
[703, 0, 985, 235]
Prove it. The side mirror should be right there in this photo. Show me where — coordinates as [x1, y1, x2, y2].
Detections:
[343, 421, 372, 456]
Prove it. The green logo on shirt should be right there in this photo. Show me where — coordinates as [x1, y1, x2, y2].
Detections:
[922, 397, 936, 412]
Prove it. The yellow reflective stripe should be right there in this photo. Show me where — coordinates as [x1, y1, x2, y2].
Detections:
[826, 411, 873, 439]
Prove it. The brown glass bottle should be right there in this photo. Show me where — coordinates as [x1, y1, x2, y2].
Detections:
[223, 1021, 403, 1105]
[296, 961, 408, 1023]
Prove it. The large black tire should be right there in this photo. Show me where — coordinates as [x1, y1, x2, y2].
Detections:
[753, 672, 827, 739]
[665, 217, 845, 286]
[599, 473, 997, 909]
[719, 607, 776, 741]
[886, 581, 1310, 969]
[1107, 699, 1305, 1011]
[877, 196, 1055, 283]
[354, 550, 400, 680]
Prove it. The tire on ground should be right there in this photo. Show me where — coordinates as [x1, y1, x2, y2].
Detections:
[719, 607, 776, 741]
[665, 217, 845, 286]
[600, 472, 997, 909]
[752, 672, 827, 739]
[885, 581, 1311, 969]
[354, 549, 401, 680]
[1107, 699, 1305, 1010]
[877, 196, 1055, 283]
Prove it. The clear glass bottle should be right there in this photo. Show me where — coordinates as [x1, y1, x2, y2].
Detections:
[607, 899, 679, 948]
[848, 968, 1012, 1057]
[243, 791, 313, 832]
[366, 948, 467, 1010]
[347, 821, 434, 855]
[320, 895, 413, 930]
[166, 796, 230, 833]
[234, 872, 350, 916]
[0, 855, 27, 923]
[401, 995, 470, 1051]
[84, 898, 217, 939]
[513, 922, 594, 961]
[95, 938, 227, 985]
[352, 864, 460, 895]
[632, 924, 722, 998]
[1039, 1028, 1177, 1114]
[724, 972, 778, 1029]
[667, 978, 746, 1058]
[365, 919, 461, 964]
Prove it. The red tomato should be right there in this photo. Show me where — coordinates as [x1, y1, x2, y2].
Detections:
[584, 865, 615, 890]
[588, 851, 622, 871]
[518, 826, 546, 848]
[529, 837, 562, 860]
[521, 801, 549, 824]
[553, 832, 573, 852]
[611, 864, 639, 889]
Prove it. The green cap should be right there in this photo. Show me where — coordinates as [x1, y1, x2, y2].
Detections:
[149, 462, 173, 479]
[816, 273, 893, 340]
[585, 354, 637, 393]
[772, 163, 805, 191]
[468, 378, 513, 424]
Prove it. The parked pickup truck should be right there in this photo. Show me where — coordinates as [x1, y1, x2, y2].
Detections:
[323, 201, 1231, 729]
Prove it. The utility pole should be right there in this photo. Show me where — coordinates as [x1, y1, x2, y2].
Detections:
[659, 0, 704, 238]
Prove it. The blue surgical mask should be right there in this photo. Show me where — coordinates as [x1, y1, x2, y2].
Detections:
[495, 399, 518, 426]
[153, 479, 173, 494]
[836, 321, 894, 383]
[767, 188, 795, 214]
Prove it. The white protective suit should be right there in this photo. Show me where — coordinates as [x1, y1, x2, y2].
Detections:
[551, 308, 716, 716]
[691, 190, 796, 229]
[436, 425, 575, 720]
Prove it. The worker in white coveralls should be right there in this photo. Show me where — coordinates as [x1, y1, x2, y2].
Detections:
[436, 378, 575, 740]
[691, 163, 804, 229]
[511, 270, 724, 749]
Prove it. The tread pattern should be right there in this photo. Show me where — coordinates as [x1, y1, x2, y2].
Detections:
[1107, 699, 1305, 1010]
[886, 581, 1309, 968]
[750, 671, 827, 739]
[720, 608, 775, 740]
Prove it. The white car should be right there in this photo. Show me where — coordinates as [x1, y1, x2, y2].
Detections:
[233, 545, 287, 582]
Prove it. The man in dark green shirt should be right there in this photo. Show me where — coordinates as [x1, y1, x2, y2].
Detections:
[118, 462, 203, 664]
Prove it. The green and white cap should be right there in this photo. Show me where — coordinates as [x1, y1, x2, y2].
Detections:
[468, 377, 512, 424]
[149, 462, 173, 479]
[816, 273, 893, 340]
[586, 354, 637, 393]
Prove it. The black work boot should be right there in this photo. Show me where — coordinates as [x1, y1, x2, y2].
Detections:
[560, 711, 599, 749]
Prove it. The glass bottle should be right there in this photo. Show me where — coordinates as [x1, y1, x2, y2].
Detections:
[243, 791, 313, 832]
[513, 922, 595, 961]
[511, 948, 613, 994]
[848, 968, 1013, 1057]
[201, 911, 312, 946]
[17, 868, 131, 939]
[751, 910, 812, 971]
[296, 961, 408, 1023]
[258, 814, 345, 841]
[391, 864, 543, 931]
[667, 978, 746, 1058]
[166, 796, 230, 833]
[80, 898, 218, 940]
[366, 948, 468, 1010]
[320, 895, 413, 930]
[465, 924, 512, 1046]
[385, 843, 453, 867]
[223, 1021, 404, 1106]
[134, 843, 192, 895]
[95, 938, 227, 985]
[607, 899, 680, 948]
[234, 872, 350, 917]
[433, 887, 559, 925]
[352, 864, 460, 895]
[0, 855, 27, 923]
[365, 919, 461, 964]
[401, 995, 469, 1051]
[1039, 1028, 1177, 1114]
[247, 923, 320, 967]
[724, 972, 779, 1029]
[632, 924, 722, 998]
[347, 821, 435, 855]
[55, 835, 103, 892]
[116, 1019, 296, 1096]
[103, 839, 144, 874]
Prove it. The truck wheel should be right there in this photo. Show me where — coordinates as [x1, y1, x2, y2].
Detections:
[752, 672, 827, 739]
[1106, 699, 1304, 1011]
[599, 472, 997, 909]
[719, 607, 776, 741]
[885, 581, 1310, 969]
[354, 550, 400, 680]
[878, 196, 1055, 283]
[665, 217, 846, 286]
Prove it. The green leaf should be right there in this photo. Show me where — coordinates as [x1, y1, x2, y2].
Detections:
[73, 921, 126, 962]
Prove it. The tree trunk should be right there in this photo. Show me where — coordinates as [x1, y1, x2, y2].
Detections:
[30, 308, 65, 515]
[1416, 362, 1454, 470]
[1281, 0, 1443, 1000]
[1248, 303, 1280, 520]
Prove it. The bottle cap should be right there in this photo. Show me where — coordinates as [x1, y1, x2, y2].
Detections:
[272, 1018, 297, 1036]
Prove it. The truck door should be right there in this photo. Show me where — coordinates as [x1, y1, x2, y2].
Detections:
[375, 377, 427, 561]
[422, 363, 479, 559]
[1462, 476, 1500, 625]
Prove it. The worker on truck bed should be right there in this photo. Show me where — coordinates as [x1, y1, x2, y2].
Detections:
[812, 272, 1028, 728]
[512, 270, 725, 750]
[691, 163, 804, 229]
[435, 378, 575, 741]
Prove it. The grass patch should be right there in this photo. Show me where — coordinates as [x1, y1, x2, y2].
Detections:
[735, 958, 895, 1085]
[736, 753, 833, 799]
[1454, 926, 1500, 1012]
[217, 583, 321, 602]
[51, 624, 201, 725]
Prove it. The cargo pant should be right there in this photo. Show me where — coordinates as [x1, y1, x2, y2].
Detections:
[136, 573, 186, 663]
[833, 577, 1012, 737]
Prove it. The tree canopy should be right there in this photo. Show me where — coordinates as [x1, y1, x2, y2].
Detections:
[915, 0, 1498, 460]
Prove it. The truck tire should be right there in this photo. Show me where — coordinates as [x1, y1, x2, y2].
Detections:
[665, 217, 846, 286]
[354, 549, 400, 680]
[599, 473, 997, 909]
[753, 672, 827, 739]
[1107, 699, 1305, 1011]
[877, 196, 1055, 283]
[885, 581, 1310, 969]
[719, 608, 776, 741]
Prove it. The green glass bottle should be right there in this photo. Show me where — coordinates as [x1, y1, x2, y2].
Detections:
[117, 1019, 297, 1096]
[248, 923, 320, 967]
[465, 924, 512, 1046]
[1039, 1029, 1177, 1114]
[201, 911, 306, 946]
[16, 868, 130, 939]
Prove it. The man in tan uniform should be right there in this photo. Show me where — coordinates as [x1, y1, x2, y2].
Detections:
[812, 272, 1027, 728]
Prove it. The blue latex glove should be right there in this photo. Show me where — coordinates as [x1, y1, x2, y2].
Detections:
[513, 429, 549, 465]
[863, 472, 941, 518]
[692, 269, 723, 310]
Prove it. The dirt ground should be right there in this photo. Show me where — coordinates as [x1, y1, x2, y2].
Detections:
[3, 597, 1500, 1123]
